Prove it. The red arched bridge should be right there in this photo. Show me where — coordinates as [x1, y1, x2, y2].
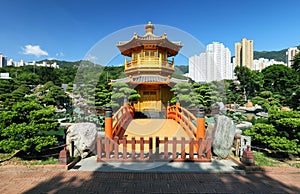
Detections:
[96, 102, 212, 162]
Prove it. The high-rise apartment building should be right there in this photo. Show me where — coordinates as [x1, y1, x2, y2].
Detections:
[253, 58, 286, 71]
[188, 42, 232, 82]
[0, 53, 7, 68]
[234, 38, 253, 69]
[286, 47, 299, 67]
[234, 43, 241, 68]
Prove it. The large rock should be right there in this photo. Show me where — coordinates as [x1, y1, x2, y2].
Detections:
[212, 115, 236, 158]
[66, 122, 98, 158]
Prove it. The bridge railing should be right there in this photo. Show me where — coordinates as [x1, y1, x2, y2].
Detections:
[104, 105, 134, 139]
[97, 136, 212, 162]
[167, 104, 198, 138]
[112, 105, 134, 138]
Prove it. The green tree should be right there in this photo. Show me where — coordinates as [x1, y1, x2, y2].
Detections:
[110, 82, 140, 110]
[11, 85, 31, 101]
[224, 80, 245, 105]
[16, 72, 40, 86]
[291, 52, 300, 73]
[0, 99, 59, 153]
[261, 64, 297, 104]
[171, 82, 199, 108]
[244, 123, 299, 154]
[37, 81, 68, 107]
[95, 84, 111, 107]
[55, 66, 77, 84]
[193, 83, 212, 109]
[251, 91, 283, 109]
[244, 110, 300, 155]
[35, 67, 60, 85]
[0, 79, 16, 109]
[234, 66, 263, 99]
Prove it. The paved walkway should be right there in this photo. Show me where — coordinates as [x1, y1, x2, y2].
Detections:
[0, 161, 299, 193]
[71, 156, 241, 172]
[125, 119, 186, 137]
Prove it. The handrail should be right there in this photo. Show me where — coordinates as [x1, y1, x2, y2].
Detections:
[112, 105, 134, 138]
[167, 105, 197, 138]
[125, 59, 173, 69]
[97, 136, 212, 162]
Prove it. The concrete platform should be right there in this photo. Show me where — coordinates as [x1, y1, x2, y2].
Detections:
[70, 156, 242, 173]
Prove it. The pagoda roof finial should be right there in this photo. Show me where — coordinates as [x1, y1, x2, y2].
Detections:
[145, 21, 155, 35]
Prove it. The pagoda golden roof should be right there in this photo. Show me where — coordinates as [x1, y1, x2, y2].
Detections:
[117, 22, 182, 57]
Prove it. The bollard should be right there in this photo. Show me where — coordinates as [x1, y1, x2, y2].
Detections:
[241, 145, 254, 166]
[58, 145, 70, 165]
[71, 141, 74, 157]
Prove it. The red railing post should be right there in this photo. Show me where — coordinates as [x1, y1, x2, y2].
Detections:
[131, 137, 136, 159]
[164, 137, 168, 159]
[114, 136, 119, 159]
[105, 136, 110, 159]
[140, 137, 144, 159]
[181, 137, 186, 159]
[97, 137, 102, 162]
[172, 137, 177, 159]
[197, 137, 203, 158]
[176, 99, 180, 123]
[155, 136, 160, 159]
[149, 137, 153, 158]
[206, 138, 212, 159]
[189, 138, 194, 160]
[122, 136, 127, 159]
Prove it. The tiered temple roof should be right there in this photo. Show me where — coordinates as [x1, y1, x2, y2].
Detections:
[117, 22, 182, 57]
[112, 22, 187, 85]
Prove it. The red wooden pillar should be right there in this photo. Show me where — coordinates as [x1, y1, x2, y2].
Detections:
[196, 106, 205, 140]
[105, 106, 113, 140]
[195, 106, 205, 153]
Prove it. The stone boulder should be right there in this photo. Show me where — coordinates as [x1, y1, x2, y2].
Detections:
[212, 115, 236, 158]
[66, 122, 98, 158]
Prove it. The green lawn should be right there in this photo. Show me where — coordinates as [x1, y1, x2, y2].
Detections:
[253, 151, 300, 168]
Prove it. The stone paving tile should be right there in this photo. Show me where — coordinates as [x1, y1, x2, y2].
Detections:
[0, 165, 300, 194]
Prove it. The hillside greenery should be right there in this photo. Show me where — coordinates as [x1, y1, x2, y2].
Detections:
[253, 45, 300, 62]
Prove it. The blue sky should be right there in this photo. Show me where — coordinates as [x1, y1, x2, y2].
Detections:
[1, 0, 300, 64]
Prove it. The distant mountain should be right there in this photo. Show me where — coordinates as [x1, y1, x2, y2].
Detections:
[254, 45, 300, 63]
[36, 59, 96, 68]
[175, 65, 188, 74]
[38, 44, 300, 70]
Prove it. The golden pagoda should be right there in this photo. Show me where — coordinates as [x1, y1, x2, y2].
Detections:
[113, 22, 187, 112]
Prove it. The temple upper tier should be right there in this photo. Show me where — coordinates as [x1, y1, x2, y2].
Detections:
[117, 21, 182, 76]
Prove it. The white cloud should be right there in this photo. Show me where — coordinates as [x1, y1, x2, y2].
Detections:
[86, 54, 98, 62]
[22, 45, 48, 58]
[56, 52, 64, 57]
